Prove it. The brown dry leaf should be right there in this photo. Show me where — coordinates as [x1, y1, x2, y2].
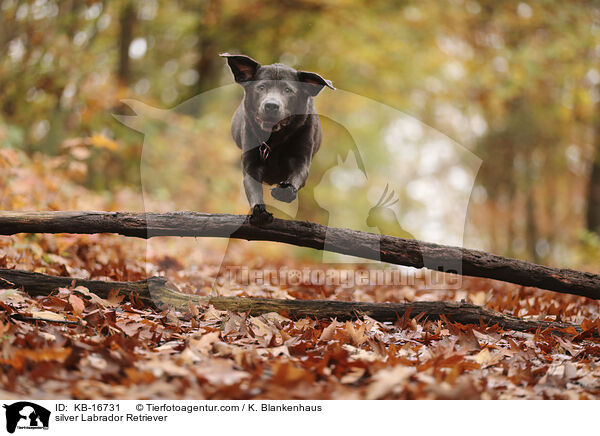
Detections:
[472, 347, 505, 368]
[342, 344, 378, 362]
[295, 318, 316, 330]
[556, 337, 581, 357]
[0, 347, 71, 370]
[69, 294, 85, 317]
[30, 311, 68, 322]
[344, 321, 367, 346]
[472, 329, 498, 346]
[367, 366, 415, 399]
[116, 320, 144, 337]
[202, 305, 228, 321]
[473, 347, 492, 365]
[212, 342, 250, 367]
[194, 359, 249, 385]
[250, 317, 275, 345]
[86, 353, 109, 370]
[260, 311, 291, 326]
[0, 289, 26, 304]
[153, 341, 181, 354]
[188, 300, 200, 318]
[319, 319, 341, 342]
[178, 347, 202, 365]
[107, 289, 125, 306]
[272, 361, 314, 386]
[74, 286, 115, 308]
[223, 312, 248, 337]
[340, 368, 366, 384]
[188, 331, 220, 355]
[139, 359, 190, 377]
[255, 345, 290, 358]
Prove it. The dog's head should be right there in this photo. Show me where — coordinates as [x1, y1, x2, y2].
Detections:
[221, 53, 334, 132]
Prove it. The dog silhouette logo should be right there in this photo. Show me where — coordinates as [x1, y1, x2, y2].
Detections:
[3, 402, 50, 433]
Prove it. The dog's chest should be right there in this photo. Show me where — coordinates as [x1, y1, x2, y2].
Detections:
[260, 149, 292, 185]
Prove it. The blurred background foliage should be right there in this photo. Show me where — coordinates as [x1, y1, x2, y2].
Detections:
[0, 0, 599, 270]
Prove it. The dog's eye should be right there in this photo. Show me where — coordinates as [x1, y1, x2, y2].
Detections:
[256, 84, 266, 91]
[284, 87, 293, 94]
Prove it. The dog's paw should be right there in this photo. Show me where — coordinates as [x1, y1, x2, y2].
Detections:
[271, 183, 297, 203]
[249, 204, 273, 226]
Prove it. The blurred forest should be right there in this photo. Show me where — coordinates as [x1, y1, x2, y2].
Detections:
[1, 0, 599, 270]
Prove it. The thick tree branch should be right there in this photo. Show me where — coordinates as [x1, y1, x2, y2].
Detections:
[0, 269, 583, 334]
[0, 211, 599, 298]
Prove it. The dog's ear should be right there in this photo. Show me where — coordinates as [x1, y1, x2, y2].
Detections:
[297, 71, 335, 96]
[220, 53, 260, 83]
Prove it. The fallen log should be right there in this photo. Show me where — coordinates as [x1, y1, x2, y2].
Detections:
[0, 211, 599, 298]
[0, 268, 582, 334]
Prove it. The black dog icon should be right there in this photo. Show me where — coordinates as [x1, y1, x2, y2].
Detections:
[3, 402, 50, 433]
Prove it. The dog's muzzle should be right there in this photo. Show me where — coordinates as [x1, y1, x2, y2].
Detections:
[257, 116, 290, 132]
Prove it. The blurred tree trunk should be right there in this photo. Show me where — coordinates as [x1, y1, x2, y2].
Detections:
[525, 180, 539, 263]
[523, 152, 540, 262]
[63, 1, 83, 38]
[586, 124, 600, 234]
[505, 182, 516, 258]
[194, 0, 223, 96]
[118, 2, 136, 85]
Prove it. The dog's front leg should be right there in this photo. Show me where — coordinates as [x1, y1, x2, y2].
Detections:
[271, 157, 309, 203]
[243, 172, 273, 225]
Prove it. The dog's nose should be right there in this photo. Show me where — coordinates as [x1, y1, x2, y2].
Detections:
[264, 101, 280, 113]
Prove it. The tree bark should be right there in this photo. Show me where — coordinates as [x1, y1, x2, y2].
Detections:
[0, 211, 598, 298]
[0, 269, 581, 334]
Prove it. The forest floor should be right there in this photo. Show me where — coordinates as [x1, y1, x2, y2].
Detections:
[1, 148, 600, 399]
